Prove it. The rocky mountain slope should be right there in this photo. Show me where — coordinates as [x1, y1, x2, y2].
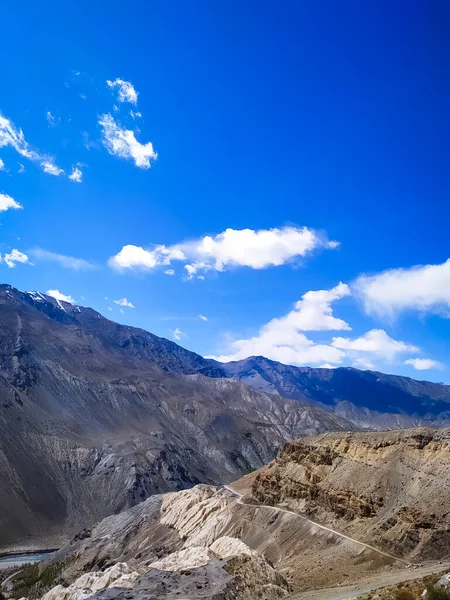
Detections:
[0, 284, 352, 549]
[238, 427, 450, 562]
[218, 356, 450, 428]
[11, 483, 400, 600]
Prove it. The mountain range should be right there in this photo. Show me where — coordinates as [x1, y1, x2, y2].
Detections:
[1, 283, 450, 549]
[0, 284, 350, 549]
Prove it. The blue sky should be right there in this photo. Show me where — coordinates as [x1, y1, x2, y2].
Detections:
[1, 0, 450, 380]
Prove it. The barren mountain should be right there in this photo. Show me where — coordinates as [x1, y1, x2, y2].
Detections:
[0, 284, 352, 549]
[218, 356, 450, 428]
[239, 427, 450, 562]
[12, 484, 400, 600]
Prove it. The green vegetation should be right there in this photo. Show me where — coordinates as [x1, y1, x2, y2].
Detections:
[10, 560, 67, 599]
[426, 585, 450, 600]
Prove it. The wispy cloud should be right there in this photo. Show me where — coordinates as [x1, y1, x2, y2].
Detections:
[113, 297, 135, 308]
[199, 314, 208, 321]
[99, 114, 157, 169]
[46, 111, 60, 127]
[68, 166, 83, 183]
[46, 289, 74, 303]
[41, 161, 64, 176]
[30, 248, 96, 271]
[0, 113, 65, 176]
[170, 328, 185, 341]
[107, 78, 138, 104]
[0, 193, 22, 213]
[0, 158, 5, 171]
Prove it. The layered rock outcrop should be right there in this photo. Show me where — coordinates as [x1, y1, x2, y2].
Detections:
[246, 428, 450, 561]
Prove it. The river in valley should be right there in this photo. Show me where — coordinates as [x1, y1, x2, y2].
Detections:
[0, 551, 55, 570]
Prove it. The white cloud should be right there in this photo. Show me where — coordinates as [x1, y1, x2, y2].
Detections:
[282, 283, 351, 331]
[332, 329, 418, 361]
[164, 268, 175, 276]
[99, 114, 157, 169]
[69, 167, 83, 182]
[46, 111, 60, 127]
[0, 113, 64, 175]
[199, 314, 208, 321]
[0, 158, 5, 171]
[355, 259, 450, 317]
[113, 297, 135, 308]
[107, 78, 138, 104]
[319, 363, 337, 369]
[170, 328, 185, 341]
[0, 249, 31, 268]
[46, 289, 74, 303]
[119, 308, 124, 314]
[352, 357, 375, 370]
[17, 163, 25, 173]
[404, 358, 442, 371]
[0, 193, 22, 213]
[30, 248, 95, 271]
[41, 161, 64, 176]
[130, 110, 142, 119]
[107, 307, 112, 311]
[109, 226, 338, 277]
[207, 284, 349, 366]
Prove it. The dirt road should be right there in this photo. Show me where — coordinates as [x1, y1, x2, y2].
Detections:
[222, 485, 409, 566]
[288, 562, 450, 600]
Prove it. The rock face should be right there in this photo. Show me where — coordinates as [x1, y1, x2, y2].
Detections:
[28, 486, 292, 600]
[245, 428, 450, 561]
[0, 285, 353, 549]
[20, 482, 394, 600]
[219, 356, 450, 428]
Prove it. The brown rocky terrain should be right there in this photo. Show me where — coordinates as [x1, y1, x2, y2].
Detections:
[241, 428, 450, 562]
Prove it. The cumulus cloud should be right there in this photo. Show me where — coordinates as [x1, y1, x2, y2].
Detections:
[41, 161, 64, 176]
[207, 284, 349, 366]
[0, 113, 64, 175]
[404, 358, 442, 371]
[107, 78, 138, 104]
[332, 329, 418, 361]
[46, 289, 74, 303]
[199, 314, 208, 321]
[0, 158, 5, 171]
[109, 226, 338, 277]
[164, 269, 175, 276]
[170, 328, 185, 341]
[0, 193, 22, 213]
[355, 259, 450, 317]
[0, 249, 31, 268]
[113, 297, 135, 308]
[319, 363, 337, 369]
[282, 283, 351, 331]
[99, 114, 157, 169]
[69, 166, 83, 182]
[30, 248, 95, 271]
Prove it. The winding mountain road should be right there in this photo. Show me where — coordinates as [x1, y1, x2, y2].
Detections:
[222, 484, 410, 566]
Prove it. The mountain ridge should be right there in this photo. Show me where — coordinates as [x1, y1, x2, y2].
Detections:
[0, 284, 352, 549]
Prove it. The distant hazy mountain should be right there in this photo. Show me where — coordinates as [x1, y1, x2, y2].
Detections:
[0, 284, 352, 548]
[217, 355, 450, 428]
